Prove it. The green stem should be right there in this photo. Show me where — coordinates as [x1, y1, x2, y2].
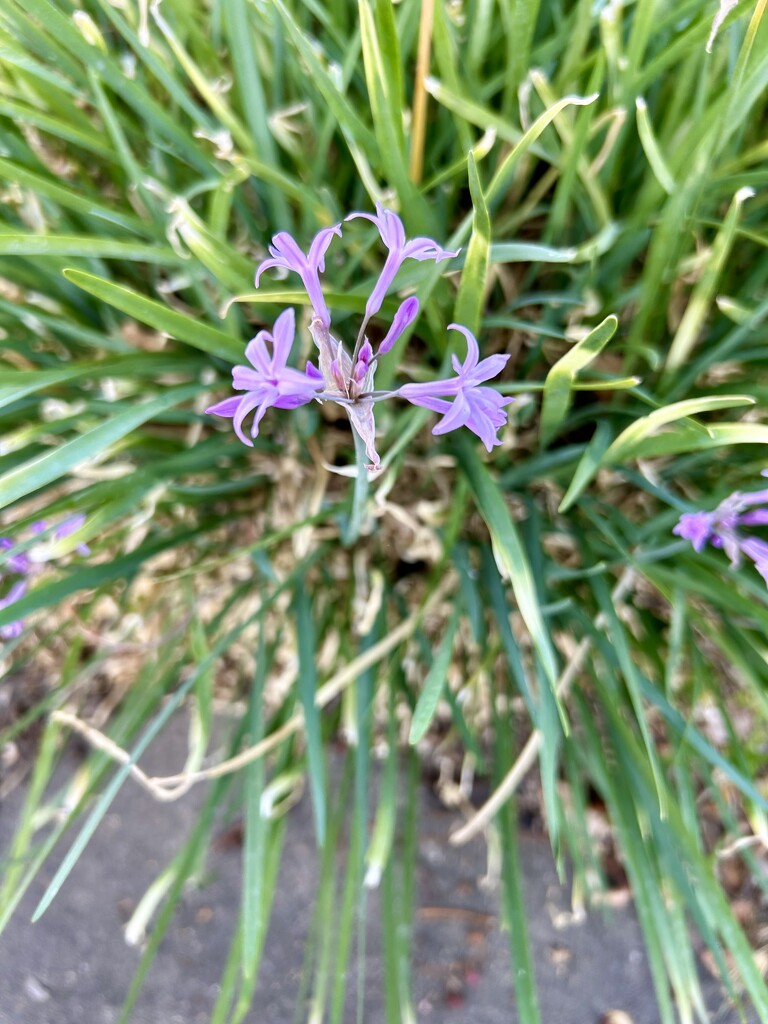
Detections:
[345, 427, 370, 545]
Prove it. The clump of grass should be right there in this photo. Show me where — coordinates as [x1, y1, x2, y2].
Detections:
[1, 1, 768, 1022]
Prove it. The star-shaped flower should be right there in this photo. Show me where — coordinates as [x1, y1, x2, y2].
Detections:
[206, 308, 324, 446]
[346, 205, 458, 319]
[398, 325, 513, 451]
[674, 479, 768, 586]
[255, 225, 342, 330]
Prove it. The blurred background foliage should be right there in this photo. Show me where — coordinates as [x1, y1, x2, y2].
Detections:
[1, 0, 767, 1021]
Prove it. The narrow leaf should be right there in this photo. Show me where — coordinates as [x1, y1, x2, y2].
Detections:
[63, 270, 242, 362]
[540, 315, 618, 445]
[0, 385, 202, 512]
[294, 585, 327, 847]
[454, 152, 490, 335]
[457, 439, 559, 691]
[603, 395, 755, 464]
[409, 607, 460, 744]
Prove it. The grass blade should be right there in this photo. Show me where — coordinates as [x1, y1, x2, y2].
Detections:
[456, 438, 560, 692]
[63, 270, 242, 361]
[408, 605, 460, 745]
[0, 385, 202, 512]
[540, 315, 618, 446]
[453, 152, 490, 335]
[294, 583, 327, 848]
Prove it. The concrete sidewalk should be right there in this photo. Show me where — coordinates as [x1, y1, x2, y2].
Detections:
[0, 714, 751, 1024]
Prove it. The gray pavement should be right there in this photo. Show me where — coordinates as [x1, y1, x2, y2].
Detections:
[0, 715, 753, 1023]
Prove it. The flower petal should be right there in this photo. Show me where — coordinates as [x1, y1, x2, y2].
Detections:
[347, 205, 405, 251]
[0, 579, 27, 612]
[447, 323, 479, 374]
[398, 377, 462, 400]
[270, 232, 307, 270]
[245, 329, 274, 375]
[55, 515, 85, 541]
[233, 391, 269, 446]
[673, 511, 713, 552]
[400, 393, 452, 415]
[465, 396, 506, 451]
[254, 257, 287, 287]
[402, 238, 459, 262]
[307, 224, 342, 273]
[738, 487, 768, 508]
[431, 392, 472, 435]
[378, 296, 419, 356]
[232, 366, 267, 391]
[346, 399, 381, 470]
[1, 538, 30, 575]
[469, 353, 510, 384]
[206, 396, 243, 418]
[270, 308, 296, 370]
[738, 509, 768, 527]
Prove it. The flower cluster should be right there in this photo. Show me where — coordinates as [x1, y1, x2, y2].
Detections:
[674, 479, 768, 585]
[206, 206, 514, 469]
[0, 516, 88, 641]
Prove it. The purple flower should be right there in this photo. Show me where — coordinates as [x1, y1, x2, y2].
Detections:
[209, 212, 503, 470]
[673, 511, 713, 553]
[255, 225, 341, 330]
[378, 296, 420, 357]
[206, 308, 324, 447]
[28, 515, 90, 555]
[0, 579, 26, 641]
[0, 537, 30, 574]
[307, 319, 381, 469]
[346, 205, 458, 319]
[674, 482, 768, 586]
[398, 324, 514, 451]
[740, 537, 768, 584]
[0, 514, 89, 643]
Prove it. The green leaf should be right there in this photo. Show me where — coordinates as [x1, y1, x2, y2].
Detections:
[272, 0, 377, 155]
[603, 395, 756, 463]
[487, 88, 599, 206]
[635, 97, 676, 194]
[453, 152, 490, 335]
[558, 421, 614, 512]
[490, 223, 620, 264]
[0, 384, 202, 512]
[31, 609, 259, 923]
[664, 188, 754, 376]
[0, 157, 144, 232]
[242, 630, 269, 979]
[498, 799, 542, 1024]
[63, 270, 243, 362]
[0, 356, 197, 412]
[358, 0, 418, 216]
[0, 232, 179, 263]
[617, 421, 768, 460]
[540, 315, 618, 445]
[0, 95, 113, 158]
[457, 439, 560, 692]
[223, 0, 289, 225]
[408, 606, 460, 745]
[294, 584, 327, 848]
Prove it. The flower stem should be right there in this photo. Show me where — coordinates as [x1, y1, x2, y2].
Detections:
[345, 427, 370, 545]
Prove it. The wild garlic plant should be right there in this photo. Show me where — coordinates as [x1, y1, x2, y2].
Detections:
[206, 206, 513, 469]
